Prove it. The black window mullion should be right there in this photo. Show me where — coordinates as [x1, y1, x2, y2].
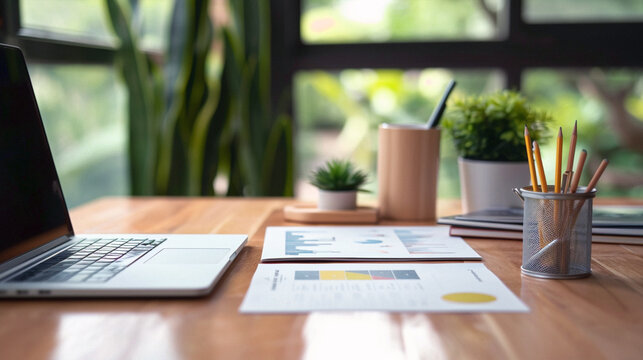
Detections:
[295, 41, 512, 70]
[502, 0, 523, 89]
[0, 0, 21, 43]
[270, 0, 300, 114]
[17, 36, 114, 65]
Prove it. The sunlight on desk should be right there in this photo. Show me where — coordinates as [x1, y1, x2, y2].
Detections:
[53, 313, 179, 360]
[302, 312, 448, 360]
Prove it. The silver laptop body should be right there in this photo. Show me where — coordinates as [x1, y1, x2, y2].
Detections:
[0, 44, 247, 297]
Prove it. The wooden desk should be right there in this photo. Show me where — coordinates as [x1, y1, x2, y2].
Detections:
[0, 197, 641, 360]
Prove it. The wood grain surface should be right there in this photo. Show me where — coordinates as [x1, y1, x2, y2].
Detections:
[0, 197, 641, 360]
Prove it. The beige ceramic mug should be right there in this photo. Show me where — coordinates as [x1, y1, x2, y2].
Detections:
[377, 124, 441, 221]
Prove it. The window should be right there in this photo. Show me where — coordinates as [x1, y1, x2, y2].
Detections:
[301, 0, 503, 43]
[1, 1, 172, 207]
[269, 0, 643, 199]
[30, 64, 128, 206]
[2, 1, 643, 203]
[295, 68, 503, 199]
[524, 0, 643, 23]
[522, 69, 643, 197]
[21, 0, 114, 44]
[20, 0, 172, 50]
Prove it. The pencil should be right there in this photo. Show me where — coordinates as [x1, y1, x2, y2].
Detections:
[562, 121, 577, 192]
[566, 120, 577, 172]
[533, 140, 548, 192]
[555, 127, 563, 193]
[569, 149, 587, 193]
[524, 126, 539, 191]
[584, 159, 609, 193]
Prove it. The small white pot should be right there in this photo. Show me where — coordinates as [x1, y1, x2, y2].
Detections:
[458, 158, 531, 213]
[317, 189, 357, 210]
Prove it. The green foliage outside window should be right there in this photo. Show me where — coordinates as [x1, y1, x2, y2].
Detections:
[21, 0, 643, 203]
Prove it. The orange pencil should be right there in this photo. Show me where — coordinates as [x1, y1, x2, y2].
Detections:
[562, 121, 577, 192]
[569, 149, 587, 193]
[566, 120, 577, 172]
[585, 159, 609, 193]
[524, 126, 539, 191]
[533, 141, 548, 192]
[555, 127, 563, 193]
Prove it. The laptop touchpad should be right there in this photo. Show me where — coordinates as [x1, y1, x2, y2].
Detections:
[145, 248, 229, 264]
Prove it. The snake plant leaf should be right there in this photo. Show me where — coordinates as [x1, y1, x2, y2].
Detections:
[261, 113, 294, 196]
[106, 0, 293, 197]
[206, 37, 237, 196]
[155, 0, 192, 195]
[157, 0, 217, 195]
[105, 0, 158, 195]
[198, 78, 226, 195]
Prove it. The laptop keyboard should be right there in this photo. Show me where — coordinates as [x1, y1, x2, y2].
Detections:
[8, 237, 166, 283]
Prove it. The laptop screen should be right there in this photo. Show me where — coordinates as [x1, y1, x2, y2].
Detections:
[0, 45, 73, 264]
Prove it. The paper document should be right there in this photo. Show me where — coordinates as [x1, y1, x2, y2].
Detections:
[261, 226, 481, 261]
[240, 263, 528, 313]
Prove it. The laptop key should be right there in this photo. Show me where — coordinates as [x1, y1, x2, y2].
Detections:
[85, 274, 113, 282]
[48, 272, 75, 282]
[67, 275, 91, 282]
[8, 237, 164, 283]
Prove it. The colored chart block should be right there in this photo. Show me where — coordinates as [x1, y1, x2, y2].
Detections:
[294, 269, 421, 281]
[442, 292, 497, 303]
[294, 271, 319, 280]
[346, 270, 372, 280]
[369, 270, 394, 280]
[320, 271, 346, 280]
[393, 270, 420, 280]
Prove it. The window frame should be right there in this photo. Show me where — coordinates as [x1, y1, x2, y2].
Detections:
[269, 0, 643, 100]
[0, 1, 115, 64]
[4, 1, 642, 107]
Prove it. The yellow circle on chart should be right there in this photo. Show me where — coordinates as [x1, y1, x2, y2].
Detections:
[442, 292, 497, 303]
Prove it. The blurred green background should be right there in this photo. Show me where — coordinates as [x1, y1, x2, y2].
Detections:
[20, 0, 643, 206]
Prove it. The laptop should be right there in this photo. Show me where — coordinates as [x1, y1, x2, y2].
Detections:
[0, 44, 247, 297]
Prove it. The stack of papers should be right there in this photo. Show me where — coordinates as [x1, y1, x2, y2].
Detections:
[438, 206, 643, 245]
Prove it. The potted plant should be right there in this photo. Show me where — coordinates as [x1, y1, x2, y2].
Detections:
[310, 159, 369, 210]
[443, 90, 552, 212]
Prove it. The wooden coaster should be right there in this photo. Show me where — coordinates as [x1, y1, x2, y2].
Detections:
[283, 204, 378, 224]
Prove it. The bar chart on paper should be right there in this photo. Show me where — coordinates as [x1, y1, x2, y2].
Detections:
[285, 230, 340, 256]
[262, 226, 481, 261]
[394, 228, 456, 254]
[240, 263, 528, 313]
[294, 269, 420, 281]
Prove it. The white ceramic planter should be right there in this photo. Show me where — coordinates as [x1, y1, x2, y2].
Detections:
[458, 158, 532, 213]
[317, 189, 357, 210]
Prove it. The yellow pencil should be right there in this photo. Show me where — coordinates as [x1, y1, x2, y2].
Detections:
[524, 126, 539, 191]
[533, 141, 548, 192]
[555, 127, 563, 193]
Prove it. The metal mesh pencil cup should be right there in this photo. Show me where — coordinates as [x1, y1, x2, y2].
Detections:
[514, 186, 596, 279]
